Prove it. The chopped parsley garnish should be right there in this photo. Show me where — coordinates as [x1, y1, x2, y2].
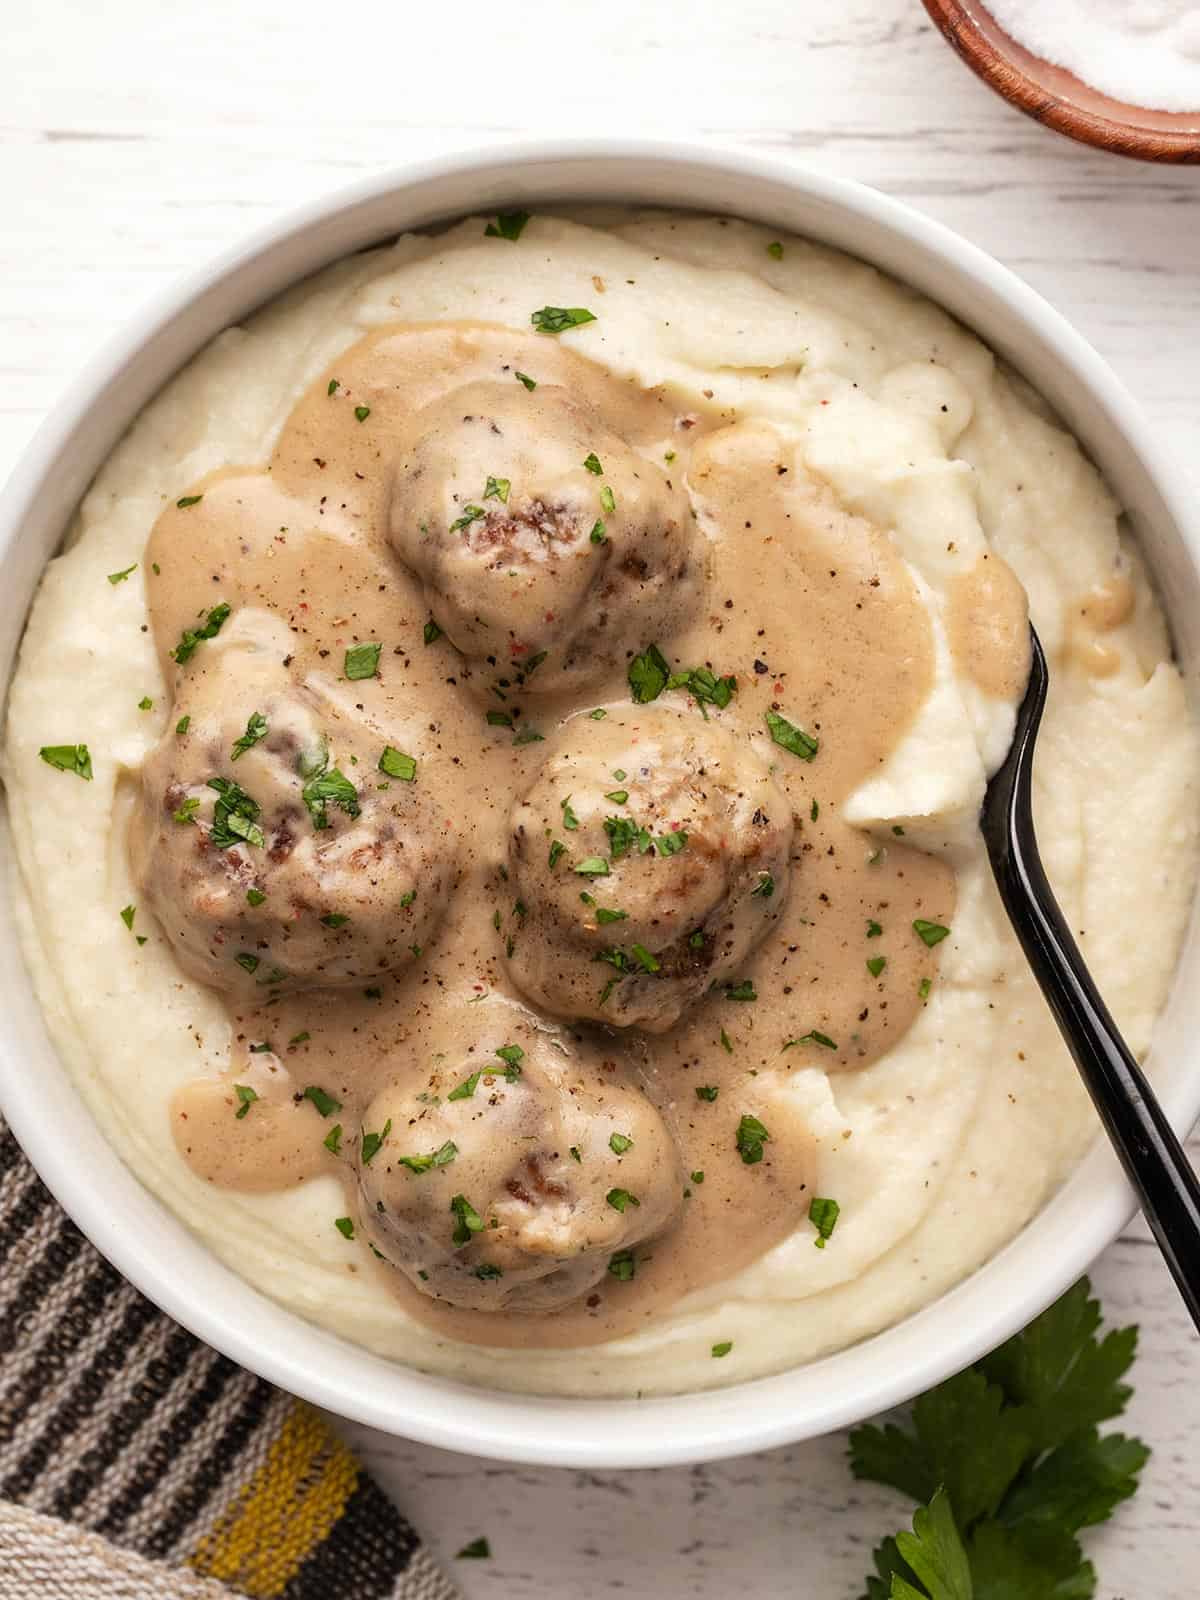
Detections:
[360, 1118, 392, 1165]
[379, 746, 417, 781]
[303, 1085, 341, 1117]
[608, 1249, 636, 1281]
[914, 918, 951, 947]
[119, 904, 136, 931]
[655, 830, 689, 857]
[751, 873, 775, 898]
[785, 1030, 837, 1050]
[712, 1341, 734, 1358]
[288, 1031, 311, 1047]
[919, 977, 933, 1000]
[324, 1124, 343, 1154]
[609, 1132, 634, 1155]
[590, 519, 607, 545]
[512, 726, 545, 746]
[548, 839, 566, 869]
[485, 210, 530, 241]
[231, 711, 268, 760]
[667, 665, 737, 712]
[604, 789, 629, 805]
[560, 795, 580, 831]
[573, 856, 610, 877]
[767, 240, 784, 260]
[725, 980, 757, 1002]
[605, 1187, 640, 1213]
[628, 642, 670, 703]
[137, 696, 153, 711]
[736, 1114, 770, 1165]
[486, 710, 513, 728]
[595, 906, 628, 924]
[235, 952, 259, 974]
[39, 743, 93, 780]
[107, 563, 136, 584]
[599, 485, 616, 515]
[867, 955, 887, 978]
[515, 371, 537, 391]
[583, 452, 603, 475]
[176, 715, 190, 736]
[208, 776, 265, 848]
[531, 305, 597, 334]
[588, 708, 607, 719]
[423, 621, 444, 651]
[234, 1084, 258, 1119]
[604, 815, 652, 858]
[809, 1195, 840, 1247]
[398, 1139, 458, 1175]
[176, 494, 204, 509]
[720, 1029, 733, 1054]
[483, 475, 510, 503]
[475, 1263, 503, 1281]
[327, 379, 339, 395]
[172, 602, 231, 665]
[334, 1216, 355, 1239]
[569, 1145, 582, 1163]
[867, 919, 883, 938]
[695, 1085, 719, 1103]
[300, 748, 359, 830]
[344, 641, 381, 680]
[456, 1537, 491, 1560]
[447, 1071, 481, 1101]
[400, 890, 416, 908]
[629, 943, 660, 974]
[321, 912, 350, 928]
[765, 709, 818, 761]
[495, 1044, 525, 1075]
[364, 985, 382, 999]
[450, 504, 486, 534]
[810, 797, 819, 821]
[691, 1170, 705, 1184]
[450, 1193, 485, 1246]
[246, 887, 265, 906]
[354, 405, 371, 423]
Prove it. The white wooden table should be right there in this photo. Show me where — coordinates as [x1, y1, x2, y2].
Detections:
[5, 2, 1199, 1593]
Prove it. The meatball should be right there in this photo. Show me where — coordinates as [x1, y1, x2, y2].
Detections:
[388, 380, 698, 692]
[505, 705, 794, 1031]
[131, 644, 456, 995]
[358, 1004, 685, 1311]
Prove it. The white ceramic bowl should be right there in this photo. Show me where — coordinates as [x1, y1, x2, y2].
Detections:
[2, 140, 1198, 1470]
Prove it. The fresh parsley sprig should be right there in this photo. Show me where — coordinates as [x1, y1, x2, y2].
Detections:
[850, 1277, 1148, 1599]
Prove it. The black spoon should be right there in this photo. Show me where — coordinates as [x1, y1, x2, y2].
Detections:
[981, 626, 1200, 1330]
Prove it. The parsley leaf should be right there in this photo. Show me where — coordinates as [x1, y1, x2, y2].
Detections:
[39, 744, 93, 781]
[450, 1193, 484, 1246]
[485, 210, 530, 241]
[344, 642, 381, 680]
[735, 1114, 770, 1164]
[233, 1084, 258, 1120]
[231, 711, 268, 760]
[667, 665, 737, 711]
[172, 601, 231, 665]
[852, 1277, 1147, 1600]
[531, 305, 597, 334]
[398, 1139, 458, 1175]
[379, 746, 417, 781]
[914, 919, 951, 948]
[628, 643, 670, 703]
[207, 777, 265, 849]
[107, 564, 137, 585]
[765, 709, 818, 761]
[303, 1085, 341, 1118]
[515, 371, 537, 391]
[300, 747, 360, 830]
[483, 474, 511, 503]
[809, 1195, 840, 1248]
[360, 1119, 392, 1165]
[423, 616, 443, 646]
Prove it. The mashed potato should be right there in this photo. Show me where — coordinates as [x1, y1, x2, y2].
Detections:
[3, 211, 1196, 1397]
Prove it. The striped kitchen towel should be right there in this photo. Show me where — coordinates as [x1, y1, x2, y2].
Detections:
[0, 1120, 458, 1600]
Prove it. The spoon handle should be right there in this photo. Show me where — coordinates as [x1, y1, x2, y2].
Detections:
[985, 637, 1200, 1331]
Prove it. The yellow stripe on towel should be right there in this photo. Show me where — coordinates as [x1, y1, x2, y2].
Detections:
[188, 1402, 360, 1596]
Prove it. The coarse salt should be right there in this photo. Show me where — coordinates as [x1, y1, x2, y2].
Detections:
[988, 0, 1200, 111]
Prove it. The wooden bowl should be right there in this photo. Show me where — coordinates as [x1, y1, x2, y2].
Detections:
[923, 0, 1200, 163]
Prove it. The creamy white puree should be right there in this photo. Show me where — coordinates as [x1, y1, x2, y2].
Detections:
[4, 212, 1197, 1397]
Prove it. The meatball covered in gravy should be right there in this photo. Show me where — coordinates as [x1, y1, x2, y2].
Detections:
[388, 380, 698, 691]
[358, 1005, 685, 1311]
[131, 639, 457, 995]
[505, 705, 795, 1031]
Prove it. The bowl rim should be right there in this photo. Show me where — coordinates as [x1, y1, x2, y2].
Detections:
[2, 136, 1198, 1469]
[922, 0, 1200, 162]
